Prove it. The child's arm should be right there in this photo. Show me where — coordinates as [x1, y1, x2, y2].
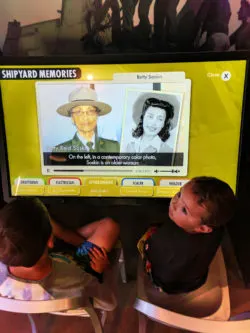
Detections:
[50, 218, 85, 246]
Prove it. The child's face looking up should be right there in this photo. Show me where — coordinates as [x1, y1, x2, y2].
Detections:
[169, 182, 212, 234]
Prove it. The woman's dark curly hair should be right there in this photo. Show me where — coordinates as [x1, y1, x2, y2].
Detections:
[132, 97, 174, 142]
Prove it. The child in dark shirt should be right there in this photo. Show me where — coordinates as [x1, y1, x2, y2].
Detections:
[138, 176, 236, 294]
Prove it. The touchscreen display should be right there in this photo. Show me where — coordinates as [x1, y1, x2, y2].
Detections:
[0, 60, 246, 198]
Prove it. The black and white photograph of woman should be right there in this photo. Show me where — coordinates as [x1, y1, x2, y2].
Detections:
[121, 90, 183, 153]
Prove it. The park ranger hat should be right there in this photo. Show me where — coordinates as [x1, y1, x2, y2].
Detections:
[132, 92, 181, 130]
[56, 86, 112, 117]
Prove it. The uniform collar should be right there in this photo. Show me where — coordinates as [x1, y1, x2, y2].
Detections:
[76, 132, 96, 149]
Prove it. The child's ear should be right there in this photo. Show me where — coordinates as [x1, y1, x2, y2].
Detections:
[194, 224, 213, 234]
[47, 234, 54, 249]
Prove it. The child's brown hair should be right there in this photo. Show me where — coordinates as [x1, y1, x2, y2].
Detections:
[0, 198, 52, 267]
[190, 176, 236, 228]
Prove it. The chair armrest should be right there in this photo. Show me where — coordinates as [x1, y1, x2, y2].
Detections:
[134, 299, 250, 333]
[0, 295, 87, 314]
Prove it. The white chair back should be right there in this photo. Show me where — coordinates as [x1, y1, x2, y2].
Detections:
[0, 295, 85, 313]
[0, 295, 104, 333]
[134, 247, 231, 332]
[134, 299, 250, 333]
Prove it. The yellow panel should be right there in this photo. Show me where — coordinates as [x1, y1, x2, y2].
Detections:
[154, 186, 180, 198]
[120, 186, 154, 197]
[12, 185, 45, 196]
[1, 60, 246, 197]
[45, 186, 81, 196]
[81, 186, 119, 197]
